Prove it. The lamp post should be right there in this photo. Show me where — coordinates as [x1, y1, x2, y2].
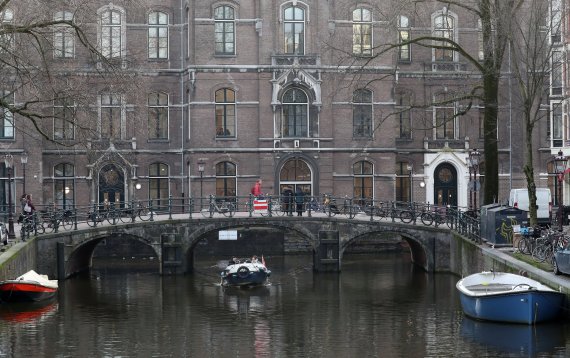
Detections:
[407, 163, 413, 205]
[20, 151, 27, 196]
[197, 160, 205, 208]
[468, 149, 481, 214]
[554, 150, 567, 231]
[4, 154, 14, 241]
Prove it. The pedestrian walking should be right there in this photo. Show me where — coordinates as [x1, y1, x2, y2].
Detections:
[251, 179, 263, 198]
[295, 187, 305, 216]
[282, 186, 293, 216]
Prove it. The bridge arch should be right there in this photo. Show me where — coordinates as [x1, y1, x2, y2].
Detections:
[64, 233, 160, 277]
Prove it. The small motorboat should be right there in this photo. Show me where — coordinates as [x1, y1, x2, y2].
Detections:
[0, 270, 58, 303]
[456, 271, 565, 324]
[220, 256, 271, 288]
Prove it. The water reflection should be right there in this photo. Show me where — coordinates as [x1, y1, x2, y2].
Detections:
[0, 301, 58, 324]
[461, 317, 566, 356]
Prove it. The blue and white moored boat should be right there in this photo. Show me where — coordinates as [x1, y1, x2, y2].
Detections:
[220, 257, 271, 288]
[456, 271, 565, 324]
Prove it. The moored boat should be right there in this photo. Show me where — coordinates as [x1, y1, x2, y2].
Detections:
[220, 256, 271, 288]
[456, 271, 565, 324]
[0, 270, 58, 303]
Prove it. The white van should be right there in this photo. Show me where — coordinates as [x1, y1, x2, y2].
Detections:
[508, 188, 552, 225]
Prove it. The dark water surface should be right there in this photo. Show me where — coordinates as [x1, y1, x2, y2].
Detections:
[0, 253, 569, 357]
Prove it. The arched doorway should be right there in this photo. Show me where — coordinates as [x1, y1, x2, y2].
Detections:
[98, 164, 125, 206]
[279, 158, 312, 196]
[433, 163, 457, 207]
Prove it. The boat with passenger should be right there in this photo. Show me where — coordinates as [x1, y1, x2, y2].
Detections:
[456, 271, 564, 324]
[220, 256, 271, 288]
[0, 270, 58, 303]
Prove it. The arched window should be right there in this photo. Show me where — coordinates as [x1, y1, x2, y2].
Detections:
[433, 13, 455, 61]
[99, 6, 125, 59]
[284, 5, 305, 54]
[398, 15, 410, 61]
[149, 163, 169, 207]
[352, 8, 372, 56]
[279, 158, 312, 196]
[215, 162, 236, 198]
[353, 161, 373, 204]
[148, 92, 169, 139]
[54, 163, 74, 209]
[54, 11, 75, 58]
[282, 88, 308, 137]
[215, 88, 235, 138]
[214, 5, 235, 55]
[353, 89, 372, 138]
[148, 11, 168, 59]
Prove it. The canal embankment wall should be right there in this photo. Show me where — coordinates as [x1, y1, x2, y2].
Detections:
[0, 240, 37, 280]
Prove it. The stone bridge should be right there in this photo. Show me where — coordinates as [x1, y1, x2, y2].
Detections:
[33, 213, 455, 279]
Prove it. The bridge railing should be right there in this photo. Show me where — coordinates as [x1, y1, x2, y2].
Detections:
[16, 196, 480, 242]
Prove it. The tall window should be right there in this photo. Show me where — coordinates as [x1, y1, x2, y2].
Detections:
[552, 50, 563, 96]
[396, 92, 411, 139]
[1, 163, 11, 215]
[54, 98, 75, 140]
[0, 9, 14, 52]
[216, 162, 236, 198]
[433, 13, 455, 61]
[552, 102, 563, 147]
[100, 94, 123, 139]
[477, 19, 484, 61]
[54, 163, 74, 209]
[282, 88, 308, 137]
[551, 0, 562, 43]
[100, 8, 124, 59]
[54, 11, 74, 58]
[284, 5, 305, 54]
[352, 8, 372, 56]
[214, 5, 235, 55]
[215, 88, 235, 138]
[396, 161, 412, 202]
[434, 92, 456, 139]
[0, 91, 14, 139]
[148, 92, 168, 139]
[353, 161, 373, 204]
[353, 89, 372, 138]
[149, 163, 169, 207]
[398, 15, 410, 61]
[148, 11, 168, 59]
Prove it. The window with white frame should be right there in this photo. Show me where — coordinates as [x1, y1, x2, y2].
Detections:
[54, 163, 74, 209]
[54, 98, 75, 140]
[148, 11, 168, 59]
[214, 5, 235, 55]
[54, 11, 75, 58]
[353, 161, 373, 205]
[552, 50, 563, 96]
[433, 13, 455, 61]
[551, 0, 562, 43]
[216, 161, 236, 198]
[100, 93, 123, 139]
[99, 7, 124, 59]
[434, 92, 457, 139]
[215, 88, 235, 138]
[284, 5, 305, 55]
[148, 92, 168, 139]
[477, 19, 484, 61]
[398, 15, 410, 61]
[352, 8, 372, 56]
[552, 102, 563, 147]
[0, 9, 14, 52]
[353, 89, 372, 138]
[281, 88, 308, 137]
[0, 91, 14, 139]
[149, 163, 169, 207]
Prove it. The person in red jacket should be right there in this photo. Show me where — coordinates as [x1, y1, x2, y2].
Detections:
[251, 179, 263, 198]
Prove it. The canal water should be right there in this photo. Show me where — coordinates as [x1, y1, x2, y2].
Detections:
[0, 253, 569, 357]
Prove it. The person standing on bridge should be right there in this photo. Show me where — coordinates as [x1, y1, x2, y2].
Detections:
[251, 179, 263, 198]
[295, 187, 305, 216]
[23, 194, 35, 217]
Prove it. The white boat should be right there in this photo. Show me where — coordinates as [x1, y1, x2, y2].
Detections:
[220, 257, 271, 287]
[456, 271, 565, 324]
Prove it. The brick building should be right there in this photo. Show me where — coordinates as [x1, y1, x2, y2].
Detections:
[0, 0, 563, 212]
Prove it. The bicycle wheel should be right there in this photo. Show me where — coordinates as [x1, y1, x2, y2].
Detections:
[445, 215, 454, 229]
[271, 201, 286, 216]
[400, 210, 414, 223]
[86, 212, 98, 227]
[106, 211, 119, 225]
[138, 206, 152, 221]
[34, 221, 45, 234]
[120, 208, 134, 223]
[43, 218, 55, 233]
[61, 216, 73, 230]
[517, 237, 530, 255]
[532, 243, 549, 262]
[420, 213, 433, 226]
[200, 206, 212, 218]
[221, 203, 235, 217]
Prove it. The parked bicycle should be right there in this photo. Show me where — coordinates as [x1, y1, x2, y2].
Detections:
[20, 212, 44, 239]
[43, 208, 74, 233]
[201, 199, 235, 217]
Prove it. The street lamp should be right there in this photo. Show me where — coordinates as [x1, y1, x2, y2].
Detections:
[554, 150, 567, 231]
[407, 163, 413, 205]
[4, 154, 14, 241]
[468, 149, 481, 214]
[197, 160, 205, 208]
[20, 152, 27, 196]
